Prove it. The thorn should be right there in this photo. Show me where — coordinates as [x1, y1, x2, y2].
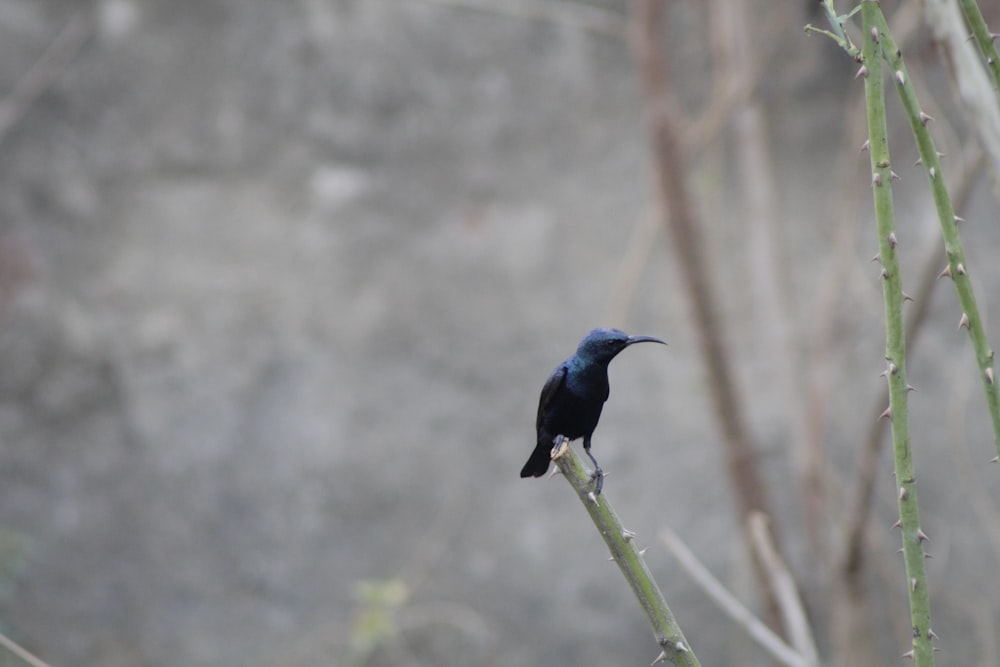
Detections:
[954, 215, 965, 223]
[911, 577, 918, 591]
[991, 456, 999, 463]
[861, 139, 870, 152]
[888, 362, 897, 375]
[888, 232, 897, 248]
[956, 263, 966, 275]
[902, 649, 914, 659]
[639, 547, 650, 556]
[903, 292, 914, 302]
[871, 252, 881, 263]
[588, 491, 598, 504]
[547, 468, 563, 479]
[608, 554, 615, 561]
[651, 650, 668, 665]
[891, 518, 902, 530]
[928, 628, 939, 640]
[907, 384, 916, 392]
[899, 486, 908, 501]
[937, 151, 946, 158]
[676, 641, 688, 653]
[939, 265, 952, 279]
[872, 171, 882, 186]
[871, 27, 879, 43]
[898, 547, 904, 554]
[896, 70, 905, 85]
[916, 528, 931, 543]
[960, 313, 970, 329]
[966, 32, 976, 43]
[623, 529, 637, 542]
[929, 166, 936, 179]
[914, 157, 922, 166]
[881, 268, 890, 279]
[919, 111, 934, 125]
[924, 551, 933, 559]
[880, 406, 892, 420]
[891, 170, 901, 182]
[986, 367, 994, 384]
[856, 65, 869, 79]
[880, 369, 887, 378]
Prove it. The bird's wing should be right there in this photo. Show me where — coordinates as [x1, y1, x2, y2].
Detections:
[536, 363, 567, 431]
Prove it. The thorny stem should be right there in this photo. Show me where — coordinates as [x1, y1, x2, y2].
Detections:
[957, 0, 1000, 94]
[860, 5, 935, 665]
[869, 9, 1000, 465]
[843, 147, 985, 578]
[922, 0, 1000, 184]
[550, 437, 701, 667]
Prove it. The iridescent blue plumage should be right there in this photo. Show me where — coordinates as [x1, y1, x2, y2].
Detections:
[520, 328, 666, 493]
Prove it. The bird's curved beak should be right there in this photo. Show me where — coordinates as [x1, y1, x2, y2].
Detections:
[627, 335, 667, 346]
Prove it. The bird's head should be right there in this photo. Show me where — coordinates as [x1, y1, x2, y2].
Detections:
[575, 328, 666, 364]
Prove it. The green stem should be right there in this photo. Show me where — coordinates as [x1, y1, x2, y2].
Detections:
[805, 0, 858, 57]
[861, 5, 934, 665]
[549, 437, 700, 667]
[957, 0, 1000, 93]
[871, 10, 1000, 463]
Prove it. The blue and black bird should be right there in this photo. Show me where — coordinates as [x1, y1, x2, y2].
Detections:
[520, 328, 666, 493]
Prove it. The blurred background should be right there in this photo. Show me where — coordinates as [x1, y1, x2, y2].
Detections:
[2, 1, 1000, 665]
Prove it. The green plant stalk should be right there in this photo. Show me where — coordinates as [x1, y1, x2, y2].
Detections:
[805, 0, 858, 55]
[957, 0, 1000, 93]
[549, 437, 700, 667]
[871, 9, 1000, 463]
[861, 6, 934, 665]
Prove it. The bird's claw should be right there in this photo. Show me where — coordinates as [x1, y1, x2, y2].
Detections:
[589, 468, 604, 495]
[550, 436, 570, 461]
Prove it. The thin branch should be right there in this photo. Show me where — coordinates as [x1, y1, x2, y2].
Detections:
[859, 6, 934, 664]
[0, 9, 92, 146]
[628, 0, 771, 527]
[550, 438, 700, 667]
[923, 0, 1000, 195]
[660, 527, 813, 667]
[608, 206, 659, 327]
[957, 0, 1000, 96]
[747, 513, 821, 667]
[947, 345, 1000, 568]
[874, 9, 1000, 465]
[0, 631, 53, 667]
[717, 0, 823, 564]
[630, 0, 781, 630]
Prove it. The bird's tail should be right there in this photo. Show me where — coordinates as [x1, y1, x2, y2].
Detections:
[520, 443, 552, 478]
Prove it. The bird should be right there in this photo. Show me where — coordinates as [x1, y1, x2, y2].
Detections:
[520, 328, 666, 493]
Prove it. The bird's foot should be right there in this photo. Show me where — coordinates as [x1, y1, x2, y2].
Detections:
[589, 467, 604, 495]
[550, 435, 570, 460]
